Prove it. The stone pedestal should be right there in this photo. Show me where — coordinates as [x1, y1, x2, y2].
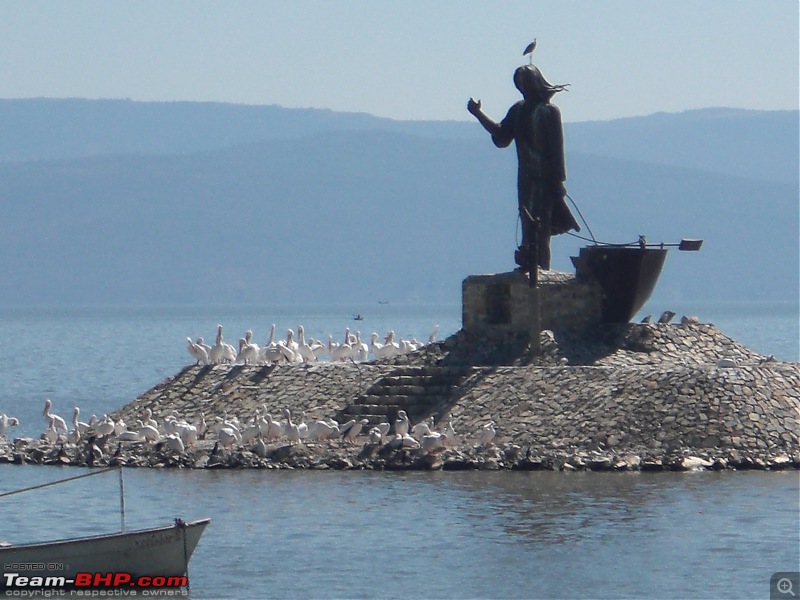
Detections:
[462, 270, 603, 343]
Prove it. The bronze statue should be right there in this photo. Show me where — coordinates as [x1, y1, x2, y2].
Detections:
[468, 49, 579, 271]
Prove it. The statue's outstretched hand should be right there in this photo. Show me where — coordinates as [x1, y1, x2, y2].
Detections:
[467, 97, 482, 116]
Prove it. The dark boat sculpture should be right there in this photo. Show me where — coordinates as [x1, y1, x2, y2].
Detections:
[570, 239, 701, 323]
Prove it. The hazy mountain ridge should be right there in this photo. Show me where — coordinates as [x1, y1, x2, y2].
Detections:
[0, 100, 796, 307]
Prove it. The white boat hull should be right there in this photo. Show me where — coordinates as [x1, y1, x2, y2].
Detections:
[0, 518, 209, 589]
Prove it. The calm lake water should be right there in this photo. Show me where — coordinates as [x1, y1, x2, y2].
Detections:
[0, 302, 798, 599]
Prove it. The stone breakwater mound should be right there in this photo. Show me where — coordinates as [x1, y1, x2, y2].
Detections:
[4, 322, 799, 471]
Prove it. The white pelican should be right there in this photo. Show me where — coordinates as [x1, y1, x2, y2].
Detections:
[309, 339, 327, 360]
[368, 427, 383, 445]
[253, 437, 268, 458]
[479, 421, 496, 447]
[95, 415, 116, 438]
[327, 334, 340, 359]
[264, 413, 283, 442]
[209, 325, 237, 364]
[353, 332, 369, 362]
[388, 433, 420, 449]
[176, 421, 198, 447]
[442, 420, 457, 448]
[261, 343, 285, 364]
[340, 418, 370, 444]
[142, 408, 159, 430]
[382, 331, 401, 357]
[67, 427, 81, 444]
[196, 412, 208, 439]
[138, 422, 160, 442]
[296, 326, 318, 363]
[164, 433, 185, 454]
[369, 332, 386, 359]
[264, 323, 277, 347]
[411, 421, 433, 440]
[116, 430, 143, 442]
[400, 337, 423, 354]
[42, 423, 59, 444]
[218, 426, 241, 449]
[308, 419, 339, 441]
[186, 337, 209, 365]
[0, 414, 20, 438]
[241, 412, 262, 444]
[427, 325, 440, 344]
[394, 410, 410, 437]
[43, 399, 68, 433]
[72, 407, 90, 435]
[284, 409, 301, 445]
[285, 329, 300, 353]
[276, 340, 302, 364]
[236, 337, 260, 365]
[375, 422, 391, 438]
[297, 411, 309, 439]
[330, 328, 354, 362]
[421, 431, 446, 454]
[195, 337, 212, 356]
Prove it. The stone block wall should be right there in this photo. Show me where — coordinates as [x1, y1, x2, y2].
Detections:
[462, 270, 603, 335]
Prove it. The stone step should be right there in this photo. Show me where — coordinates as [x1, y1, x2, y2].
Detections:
[378, 375, 464, 387]
[342, 404, 395, 416]
[365, 384, 452, 396]
[388, 366, 474, 377]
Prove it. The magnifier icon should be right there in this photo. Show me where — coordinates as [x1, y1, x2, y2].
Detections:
[778, 578, 796, 596]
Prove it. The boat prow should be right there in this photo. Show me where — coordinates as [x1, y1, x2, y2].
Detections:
[0, 517, 210, 589]
[571, 245, 667, 323]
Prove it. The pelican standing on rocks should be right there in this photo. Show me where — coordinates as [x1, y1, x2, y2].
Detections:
[187, 337, 209, 365]
[0, 414, 20, 438]
[236, 337, 260, 365]
[296, 326, 317, 363]
[284, 408, 301, 445]
[72, 407, 90, 435]
[353, 332, 369, 362]
[479, 421, 496, 448]
[43, 399, 68, 433]
[369, 332, 386, 359]
[209, 325, 237, 364]
[340, 418, 370, 444]
[195, 337, 212, 356]
[394, 410, 410, 437]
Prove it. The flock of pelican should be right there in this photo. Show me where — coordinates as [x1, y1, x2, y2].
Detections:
[2, 399, 497, 458]
[186, 324, 440, 366]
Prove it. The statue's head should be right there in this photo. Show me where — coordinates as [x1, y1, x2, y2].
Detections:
[513, 64, 567, 101]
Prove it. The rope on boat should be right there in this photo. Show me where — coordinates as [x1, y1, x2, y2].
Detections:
[176, 518, 191, 594]
[565, 193, 597, 244]
[118, 466, 127, 532]
[0, 465, 119, 499]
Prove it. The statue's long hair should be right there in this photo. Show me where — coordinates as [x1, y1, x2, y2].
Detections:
[513, 64, 569, 101]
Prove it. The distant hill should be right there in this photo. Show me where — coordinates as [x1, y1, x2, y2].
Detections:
[0, 99, 796, 307]
[567, 108, 799, 185]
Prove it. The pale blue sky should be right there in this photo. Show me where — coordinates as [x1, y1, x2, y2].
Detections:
[0, 0, 797, 122]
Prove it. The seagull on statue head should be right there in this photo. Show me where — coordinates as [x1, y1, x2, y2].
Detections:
[523, 39, 537, 63]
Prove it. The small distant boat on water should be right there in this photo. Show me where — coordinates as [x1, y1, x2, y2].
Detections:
[0, 467, 210, 590]
[353, 314, 365, 321]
